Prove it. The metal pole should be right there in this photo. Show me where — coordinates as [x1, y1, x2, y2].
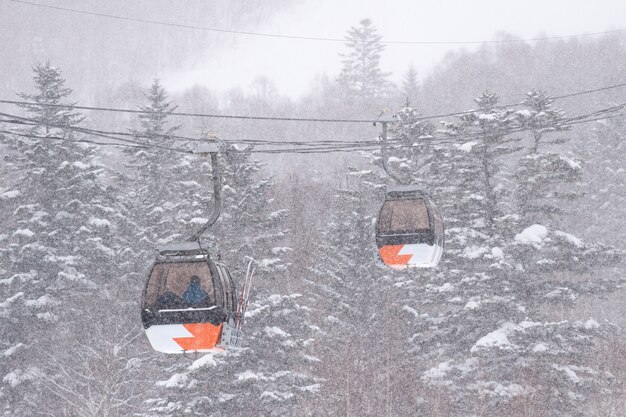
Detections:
[379, 121, 404, 185]
[189, 150, 222, 241]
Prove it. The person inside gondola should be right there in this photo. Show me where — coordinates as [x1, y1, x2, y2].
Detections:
[154, 290, 184, 310]
[182, 275, 209, 306]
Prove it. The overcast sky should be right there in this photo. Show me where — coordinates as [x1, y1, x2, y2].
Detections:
[162, 0, 626, 98]
[1, 0, 624, 101]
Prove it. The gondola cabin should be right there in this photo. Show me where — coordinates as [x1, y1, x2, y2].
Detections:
[375, 185, 444, 269]
[141, 242, 241, 353]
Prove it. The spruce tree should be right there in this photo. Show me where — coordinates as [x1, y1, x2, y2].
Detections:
[337, 19, 390, 102]
[305, 91, 623, 416]
[398, 91, 622, 416]
[139, 146, 319, 416]
[0, 63, 145, 416]
[122, 78, 199, 246]
[16, 61, 84, 136]
[400, 64, 421, 107]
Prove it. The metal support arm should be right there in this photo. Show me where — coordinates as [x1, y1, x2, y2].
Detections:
[376, 119, 405, 185]
[189, 149, 222, 242]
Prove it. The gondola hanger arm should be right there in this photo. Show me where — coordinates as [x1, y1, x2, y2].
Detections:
[189, 136, 225, 242]
[374, 113, 406, 186]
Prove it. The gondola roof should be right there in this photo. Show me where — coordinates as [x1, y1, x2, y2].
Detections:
[385, 184, 429, 198]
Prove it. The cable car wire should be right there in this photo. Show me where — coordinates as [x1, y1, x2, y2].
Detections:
[5, 0, 626, 45]
[1, 82, 625, 124]
[0, 104, 623, 155]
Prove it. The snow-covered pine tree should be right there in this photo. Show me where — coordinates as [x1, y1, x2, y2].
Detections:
[572, 109, 626, 245]
[400, 64, 421, 108]
[384, 106, 436, 185]
[139, 144, 320, 416]
[393, 91, 623, 417]
[121, 78, 197, 246]
[16, 61, 84, 136]
[0, 63, 146, 416]
[204, 145, 289, 276]
[514, 90, 575, 224]
[303, 159, 436, 415]
[136, 78, 182, 140]
[337, 19, 391, 103]
[510, 90, 620, 275]
[313, 90, 622, 416]
[144, 292, 319, 417]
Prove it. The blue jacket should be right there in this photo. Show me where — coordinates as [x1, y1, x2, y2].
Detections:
[182, 282, 209, 305]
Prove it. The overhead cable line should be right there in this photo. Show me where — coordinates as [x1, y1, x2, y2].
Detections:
[1, 103, 625, 154]
[0, 112, 193, 154]
[0, 109, 487, 146]
[1, 81, 625, 124]
[0, 129, 191, 154]
[6, 0, 626, 45]
[1, 107, 623, 155]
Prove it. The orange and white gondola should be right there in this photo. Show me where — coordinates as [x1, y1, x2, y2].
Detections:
[141, 242, 242, 354]
[375, 185, 444, 269]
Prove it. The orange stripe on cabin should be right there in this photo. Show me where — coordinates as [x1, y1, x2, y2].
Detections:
[173, 323, 223, 351]
[379, 245, 411, 266]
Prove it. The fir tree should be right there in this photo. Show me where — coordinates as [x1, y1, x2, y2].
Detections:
[122, 78, 199, 245]
[514, 90, 577, 224]
[136, 78, 182, 139]
[401, 64, 421, 107]
[573, 114, 626, 244]
[307, 90, 623, 416]
[0, 64, 145, 416]
[139, 146, 319, 416]
[337, 19, 390, 102]
[16, 61, 84, 136]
